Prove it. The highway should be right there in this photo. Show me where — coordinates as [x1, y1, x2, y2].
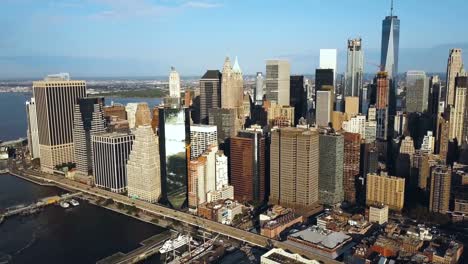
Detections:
[9, 166, 341, 264]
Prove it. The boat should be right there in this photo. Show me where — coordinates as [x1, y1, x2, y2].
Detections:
[59, 201, 70, 208]
[70, 199, 79, 206]
[159, 235, 192, 254]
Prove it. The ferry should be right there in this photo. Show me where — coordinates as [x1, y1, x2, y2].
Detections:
[59, 201, 70, 208]
[70, 199, 80, 207]
[159, 235, 191, 254]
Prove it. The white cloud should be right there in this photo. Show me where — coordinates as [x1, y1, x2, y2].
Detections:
[183, 1, 222, 9]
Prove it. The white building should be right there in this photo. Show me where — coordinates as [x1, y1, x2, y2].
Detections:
[421, 131, 435, 153]
[215, 150, 228, 190]
[169, 67, 181, 98]
[125, 103, 138, 129]
[261, 248, 320, 264]
[343, 115, 366, 136]
[364, 121, 377, 143]
[26, 98, 40, 159]
[368, 205, 389, 225]
[320, 49, 338, 86]
[127, 125, 161, 203]
[190, 124, 217, 159]
[316, 90, 332, 127]
[207, 185, 234, 202]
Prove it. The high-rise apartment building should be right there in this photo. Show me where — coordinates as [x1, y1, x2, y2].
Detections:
[429, 165, 451, 214]
[92, 132, 134, 193]
[290, 75, 307, 125]
[319, 132, 344, 206]
[345, 38, 364, 97]
[394, 111, 407, 136]
[190, 125, 217, 159]
[316, 86, 334, 127]
[230, 129, 265, 204]
[127, 125, 161, 203]
[26, 98, 40, 159]
[449, 76, 468, 144]
[320, 49, 338, 86]
[169, 67, 181, 98]
[406, 71, 429, 113]
[343, 132, 361, 204]
[270, 127, 320, 210]
[215, 150, 228, 190]
[437, 116, 450, 161]
[446, 48, 464, 106]
[400, 136, 415, 155]
[188, 146, 217, 208]
[381, 6, 400, 79]
[200, 70, 222, 124]
[255, 72, 264, 105]
[366, 172, 405, 211]
[421, 131, 435, 153]
[343, 115, 366, 137]
[265, 60, 290, 106]
[73, 97, 106, 176]
[33, 73, 87, 173]
[221, 56, 244, 108]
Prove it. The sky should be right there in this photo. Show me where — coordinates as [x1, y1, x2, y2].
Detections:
[0, 0, 467, 79]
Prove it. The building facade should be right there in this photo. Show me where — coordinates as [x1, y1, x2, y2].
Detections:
[343, 132, 361, 204]
[345, 38, 364, 97]
[319, 132, 344, 206]
[446, 48, 464, 106]
[26, 98, 40, 159]
[429, 165, 451, 214]
[200, 70, 222, 124]
[406, 71, 429, 113]
[190, 124, 217, 159]
[169, 66, 181, 98]
[221, 56, 244, 108]
[265, 60, 290, 106]
[366, 172, 405, 211]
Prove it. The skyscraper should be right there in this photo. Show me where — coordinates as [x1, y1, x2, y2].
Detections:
[315, 69, 334, 92]
[215, 150, 228, 190]
[221, 56, 244, 108]
[190, 124, 217, 159]
[429, 165, 451, 214]
[343, 132, 361, 204]
[406, 71, 429, 113]
[449, 76, 468, 144]
[26, 98, 40, 159]
[134, 103, 151, 129]
[265, 60, 290, 106]
[127, 125, 161, 203]
[446, 48, 464, 106]
[73, 97, 106, 176]
[230, 128, 265, 204]
[188, 145, 217, 208]
[345, 38, 364, 97]
[200, 70, 222, 124]
[208, 108, 242, 144]
[375, 72, 390, 140]
[380, 3, 400, 79]
[319, 132, 344, 206]
[255, 72, 264, 105]
[316, 87, 334, 127]
[290, 75, 307, 125]
[366, 172, 405, 211]
[270, 127, 320, 211]
[92, 132, 134, 193]
[125, 103, 138, 129]
[320, 49, 338, 86]
[169, 67, 181, 98]
[33, 73, 87, 173]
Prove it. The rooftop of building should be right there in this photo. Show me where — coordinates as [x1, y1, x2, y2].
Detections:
[262, 248, 319, 264]
[201, 70, 221, 80]
[289, 226, 351, 249]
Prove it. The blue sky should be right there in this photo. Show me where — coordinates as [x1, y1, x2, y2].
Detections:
[0, 0, 467, 78]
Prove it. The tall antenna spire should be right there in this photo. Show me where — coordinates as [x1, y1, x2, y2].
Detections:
[390, 0, 394, 16]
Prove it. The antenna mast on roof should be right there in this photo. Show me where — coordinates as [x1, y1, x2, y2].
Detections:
[390, 0, 394, 16]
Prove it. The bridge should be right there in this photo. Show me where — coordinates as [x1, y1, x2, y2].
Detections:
[9, 167, 341, 264]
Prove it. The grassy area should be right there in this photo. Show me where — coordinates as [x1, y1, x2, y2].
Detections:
[99, 88, 168, 98]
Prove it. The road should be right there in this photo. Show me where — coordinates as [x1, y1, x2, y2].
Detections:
[9, 166, 341, 264]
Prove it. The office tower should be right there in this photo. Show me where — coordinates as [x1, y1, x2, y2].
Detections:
[315, 69, 334, 93]
[437, 116, 450, 161]
[364, 121, 377, 143]
[270, 127, 320, 210]
[188, 146, 217, 208]
[380, 3, 400, 79]
[221, 56, 244, 108]
[104, 104, 127, 121]
[375, 72, 390, 140]
[345, 96, 360, 117]
[406, 71, 429, 113]
[446, 48, 464, 106]
[316, 86, 334, 127]
[428, 76, 441, 119]
[265, 101, 295, 127]
[345, 38, 364, 97]
[73, 97, 106, 176]
[429, 165, 451, 213]
[127, 125, 161, 203]
[320, 49, 338, 86]
[265, 60, 290, 106]
[169, 67, 181, 98]
[394, 111, 407, 136]
[125, 103, 138, 129]
[319, 132, 344, 205]
[215, 150, 228, 190]
[92, 132, 134, 193]
[449, 76, 468, 144]
[343, 132, 361, 204]
[190, 124, 217, 159]
[366, 172, 405, 211]
[134, 103, 151, 128]
[209, 108, 242, 144]
[26, 98, 40, 159]
[255, 72, 264, 105]
[361, 85, 370, 115]
[290, 75, 307, 125]
[230, 129, 265, 204]
[421, 131, 435, 153]
[418, 153, 440, 190]
[200, 70, 222, 124]
[361, 143, 378, 178]
[158, 107, 190, 209]
[400, 136, 415, 155]
[33, 73, 87, 173]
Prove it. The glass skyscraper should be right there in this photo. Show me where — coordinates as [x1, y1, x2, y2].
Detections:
[381, 12, 400, 80]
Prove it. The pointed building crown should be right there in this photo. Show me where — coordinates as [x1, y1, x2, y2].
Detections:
[232, 56, 242, 74]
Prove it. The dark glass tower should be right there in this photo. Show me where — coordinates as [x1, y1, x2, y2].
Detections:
[380, 2, 400, 80]
[290, 75, 306, 125]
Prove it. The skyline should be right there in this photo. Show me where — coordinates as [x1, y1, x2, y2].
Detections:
[1, 0, 468, 78]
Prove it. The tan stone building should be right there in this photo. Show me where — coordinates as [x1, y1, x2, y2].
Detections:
[366, 172, 405, 211]
[221, 56, 244, 109]
[429, 165, 451, 214]
[265, 101, 294, 127]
